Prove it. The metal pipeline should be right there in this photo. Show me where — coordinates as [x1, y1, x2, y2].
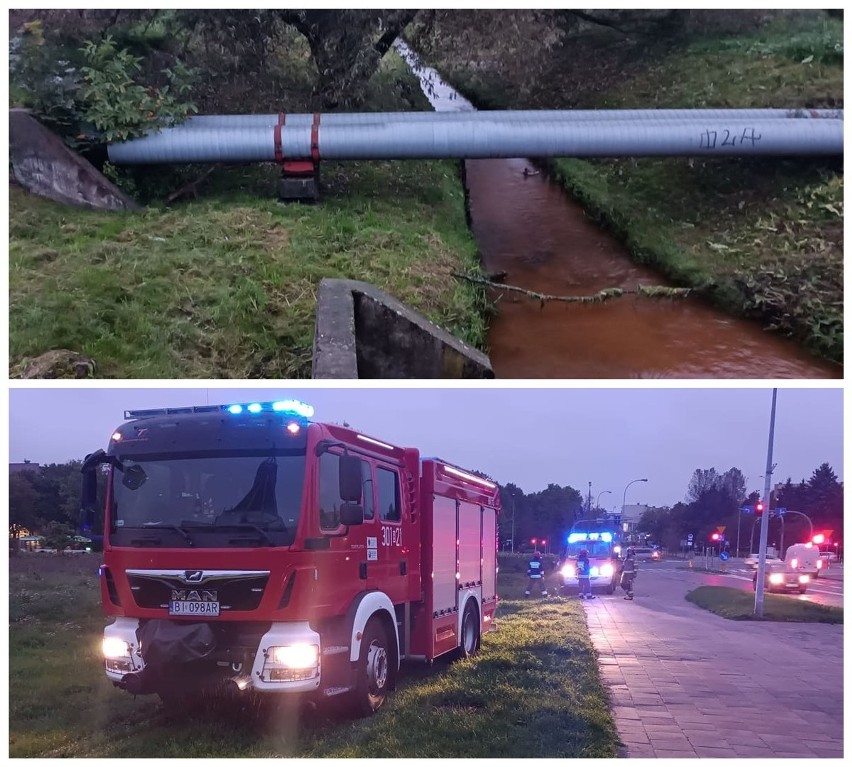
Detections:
[179, 108, 843, 129]
[108, 118, 843, 164]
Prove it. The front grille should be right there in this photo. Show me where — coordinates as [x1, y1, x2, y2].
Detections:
[127, 571, 269, 611]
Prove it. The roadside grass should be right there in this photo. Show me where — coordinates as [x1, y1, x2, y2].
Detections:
[9, 555, 618, 758]
[9, 53, 487, 378]
[417, 13, 843, 365]
[685, 585, 843, 623]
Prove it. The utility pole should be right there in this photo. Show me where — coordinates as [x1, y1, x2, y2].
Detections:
[511, 494, 515, 553]
[754, 389, 777, 618]
[587, 482, 592, 517]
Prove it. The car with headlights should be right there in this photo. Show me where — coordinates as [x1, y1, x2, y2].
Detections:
[752, 562, 810, 595]
[633, 547, 661, 563]
[744, 552, 782, 570]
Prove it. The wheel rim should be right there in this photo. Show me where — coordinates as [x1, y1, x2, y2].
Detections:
[367, 640, 388, 694]
[463, 614, 476, 653]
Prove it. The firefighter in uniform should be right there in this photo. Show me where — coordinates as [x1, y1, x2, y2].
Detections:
[620, 546, 637, 600]
[577, 548, 595, 599]
[525, 551, 549, 597]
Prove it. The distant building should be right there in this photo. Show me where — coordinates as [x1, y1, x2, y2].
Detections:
[621, 503, 649, 537]
[10, 460, 40, 474]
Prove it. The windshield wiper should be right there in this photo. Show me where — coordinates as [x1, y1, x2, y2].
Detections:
[213, 523, 275, 546]
[143, 522, 195, 547]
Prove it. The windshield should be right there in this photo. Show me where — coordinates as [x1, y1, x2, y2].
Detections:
[109, 451, 306, 548]
[564, 541, 614, 559]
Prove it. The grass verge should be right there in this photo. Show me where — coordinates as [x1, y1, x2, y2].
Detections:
[9, 53, 488, 378]
[9, 554, 618, 758]
[685, 585, 843, 623]
[414, 12, 843, 365]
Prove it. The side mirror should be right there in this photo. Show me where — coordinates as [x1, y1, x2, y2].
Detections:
[340, 502, 364, 527]
[80, 451, 104, 511]
[339, 454, 362, 503]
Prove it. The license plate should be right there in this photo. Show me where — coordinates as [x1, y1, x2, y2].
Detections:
[169, 600, 220, 616]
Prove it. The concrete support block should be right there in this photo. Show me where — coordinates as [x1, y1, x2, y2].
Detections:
[312, 279, 493, 379]
[9, 109, 141, 211]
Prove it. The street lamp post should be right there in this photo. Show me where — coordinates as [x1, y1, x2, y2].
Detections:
[596, 490, 612, 514]
[622, 478, 648, 541]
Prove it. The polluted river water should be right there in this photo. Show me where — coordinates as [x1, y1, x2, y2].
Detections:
[398, 42, 840, 379]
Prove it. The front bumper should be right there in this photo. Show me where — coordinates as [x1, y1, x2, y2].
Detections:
[103, 618, 323, 695]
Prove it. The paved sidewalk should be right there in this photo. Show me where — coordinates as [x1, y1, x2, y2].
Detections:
[582, 570, 843, 758]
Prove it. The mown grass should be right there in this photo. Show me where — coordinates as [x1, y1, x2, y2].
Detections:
[9, 52, 487, 378]
[417, 12, 843, 365]
[685, 585, 843, 623]
[8, 554, 618, 758]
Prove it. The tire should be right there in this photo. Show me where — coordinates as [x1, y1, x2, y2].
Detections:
[606, 580, 615, 595]
[351, 620, 391, 717]
[798, 588, 807, 595]
[459, 600, 481, 659]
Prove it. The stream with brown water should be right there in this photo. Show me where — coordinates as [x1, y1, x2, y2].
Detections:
[399, 43, 840, 379]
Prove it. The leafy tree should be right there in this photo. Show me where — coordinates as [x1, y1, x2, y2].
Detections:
[42, 520, 75, 550]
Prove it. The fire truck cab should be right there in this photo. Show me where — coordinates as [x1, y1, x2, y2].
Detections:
[81, 399, 499, 715]
[557, 524, 621, 595]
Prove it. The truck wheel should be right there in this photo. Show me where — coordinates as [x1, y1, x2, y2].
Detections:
[352, 620, 390, 716]
[606, 582, 615, 595]
[798, 588, 807, 594]
[459, 600, 481, 659]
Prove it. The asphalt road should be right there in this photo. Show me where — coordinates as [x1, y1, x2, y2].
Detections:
[643, 557, 843, 608]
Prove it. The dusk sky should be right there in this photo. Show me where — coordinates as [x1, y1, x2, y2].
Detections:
[8, 386, 841, 509]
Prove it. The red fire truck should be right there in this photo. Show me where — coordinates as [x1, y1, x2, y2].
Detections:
[80, 399, 499, 715]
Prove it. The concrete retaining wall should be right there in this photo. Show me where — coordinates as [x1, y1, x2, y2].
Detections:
[9, 109, 140, 211]
[312, 279, 493, 378]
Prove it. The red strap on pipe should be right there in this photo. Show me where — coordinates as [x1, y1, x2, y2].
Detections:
[311, 112, 321, 162]
[274, 112, 285, 164]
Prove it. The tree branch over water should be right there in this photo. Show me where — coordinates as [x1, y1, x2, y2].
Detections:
[452, 272, 692, 306]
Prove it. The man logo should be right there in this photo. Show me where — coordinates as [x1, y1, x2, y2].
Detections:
[183, 570, 204, 583]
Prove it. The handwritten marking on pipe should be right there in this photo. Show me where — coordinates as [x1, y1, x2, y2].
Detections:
[700, 127, 763, 149]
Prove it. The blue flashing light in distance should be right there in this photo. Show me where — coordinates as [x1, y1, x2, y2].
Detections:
[247, 403, 263, 414]
[227, 404, 243, 415]
[601, 532, 612, 542]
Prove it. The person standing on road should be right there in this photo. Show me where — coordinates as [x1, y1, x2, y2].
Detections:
[577, 549, 595, 600]
[525, 551, 549, 598]
[620, 546, 637, 600]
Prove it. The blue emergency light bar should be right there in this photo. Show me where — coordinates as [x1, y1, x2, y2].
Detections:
[567, 531, 613, 544]
[124, 399, 315, 420]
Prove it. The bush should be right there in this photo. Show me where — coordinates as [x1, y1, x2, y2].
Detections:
[9, 22, 197, 150]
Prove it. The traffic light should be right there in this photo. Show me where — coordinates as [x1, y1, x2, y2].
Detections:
[711, 533, 720, 542]
[755, 501, 765, 515]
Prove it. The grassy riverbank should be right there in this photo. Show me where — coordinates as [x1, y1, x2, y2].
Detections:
[9, 53, 487, 378]
[9, 553, 618, 758]
[412, 12, 843, 365]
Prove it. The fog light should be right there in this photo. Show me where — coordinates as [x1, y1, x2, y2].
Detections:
[261, 643, 320, 683]
[271, 644, 319, 669]
[103, 637, 131, 659]
[600, 563, 615, 578]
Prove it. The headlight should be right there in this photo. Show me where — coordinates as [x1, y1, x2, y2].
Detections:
[271, 644, 319, 669]
[768, 573, 784, 585]
[590, 566, 600, 577]
[799, 575, 810, 584]
[561, 564, 575, 578]
[600, 563, 615, 578]
[103, 637, 131, 659]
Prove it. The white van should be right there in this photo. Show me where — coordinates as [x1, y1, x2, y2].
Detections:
[784, 542, 824, 579]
